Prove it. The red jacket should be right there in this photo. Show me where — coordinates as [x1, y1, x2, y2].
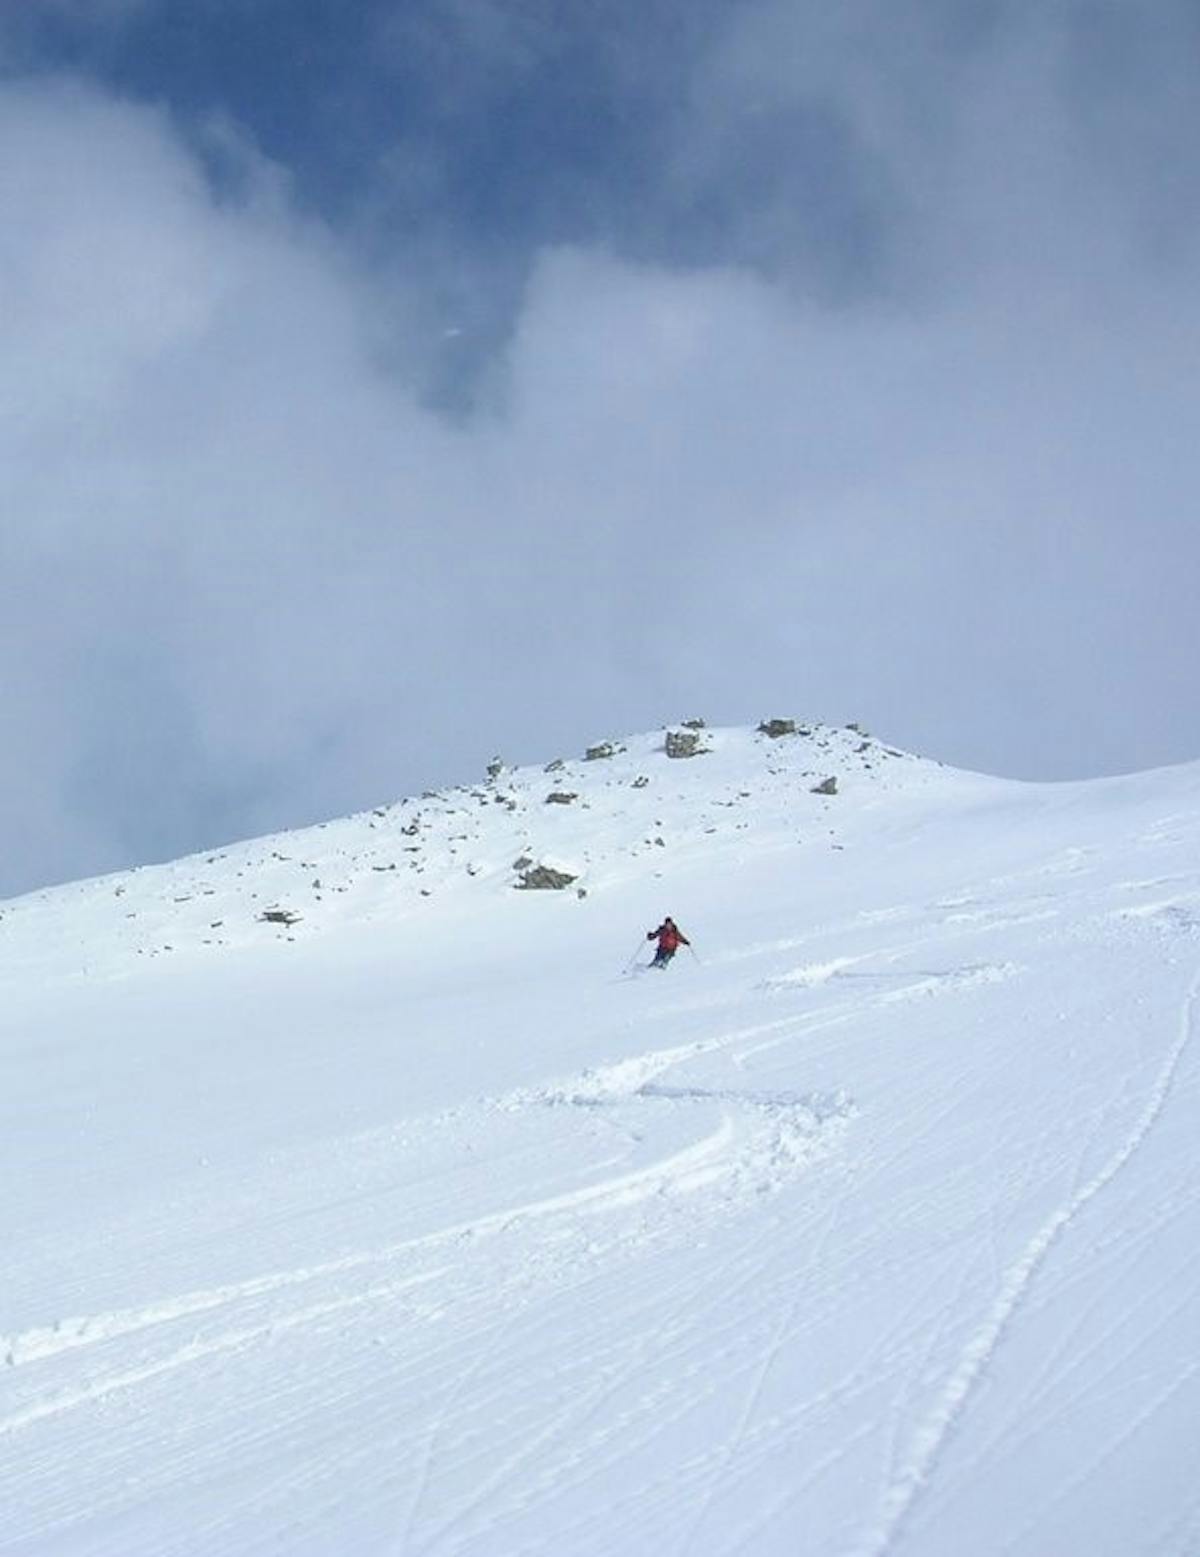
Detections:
[649, 920, 689, 953]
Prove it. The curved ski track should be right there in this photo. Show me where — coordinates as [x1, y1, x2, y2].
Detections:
[1, 1042, 853, 1452]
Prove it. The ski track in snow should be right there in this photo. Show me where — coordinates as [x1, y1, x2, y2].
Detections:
[0, 1271, 444, 1438]
[851, 956, 1200, 1557]
[1, 1031, 855, 1452]
[0, 1124, 726, 1387]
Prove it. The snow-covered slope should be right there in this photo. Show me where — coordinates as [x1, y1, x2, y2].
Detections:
[0, 722, 931, 979]
[3, 722, 1199, 1557]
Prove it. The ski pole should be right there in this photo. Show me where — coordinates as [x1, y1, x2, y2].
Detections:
[625, 936, 648, 970]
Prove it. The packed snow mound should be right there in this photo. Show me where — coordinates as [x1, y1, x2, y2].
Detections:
[0, 720, 956, 981]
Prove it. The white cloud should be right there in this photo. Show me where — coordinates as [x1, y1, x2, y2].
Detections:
[1, 44, 1199, 894]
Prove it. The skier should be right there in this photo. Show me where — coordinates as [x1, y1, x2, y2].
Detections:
[647, 916, 690, 969]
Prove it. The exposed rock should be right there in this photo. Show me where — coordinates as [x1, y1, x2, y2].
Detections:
[514, 863, 578, 891]
[486, 756, 504, 780]
[758, 718, 797, 738]
[513, 855, 533, 872]
[811, 776, 839, 796]
[544, 757, 566, 772]
[545, 791, 579, 805]
[258, 907, 301, 927]
[681, 717, 707, 730]
[585, 741, 623, 761]
[632, 775, 650, 789]
[665, 729, 708, 759]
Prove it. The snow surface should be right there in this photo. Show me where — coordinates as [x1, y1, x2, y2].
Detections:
[3, 722, 1199, 1556]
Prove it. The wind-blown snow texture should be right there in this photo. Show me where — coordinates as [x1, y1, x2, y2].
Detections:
[3, 723, 1199, 1556]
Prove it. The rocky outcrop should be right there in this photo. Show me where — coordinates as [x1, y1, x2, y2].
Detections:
[665, 729, 708, 759]
[811, 776, 839, 796]
[514, 863, 579, 890]
[758, 718, 796, 738]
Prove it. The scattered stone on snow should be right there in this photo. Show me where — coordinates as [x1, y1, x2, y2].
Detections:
[585, 741, 624, 761]
[811, 777, 839, 796]
[758, 718, 796, 738]
[545, 792, 579, 805]
[258, 907, 301, 927]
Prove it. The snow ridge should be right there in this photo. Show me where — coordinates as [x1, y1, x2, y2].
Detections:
[0, 722, 945, 984]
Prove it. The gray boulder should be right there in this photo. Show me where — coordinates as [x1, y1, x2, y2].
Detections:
[514, 863, 579, 890]
[665, 729, 708, 759]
